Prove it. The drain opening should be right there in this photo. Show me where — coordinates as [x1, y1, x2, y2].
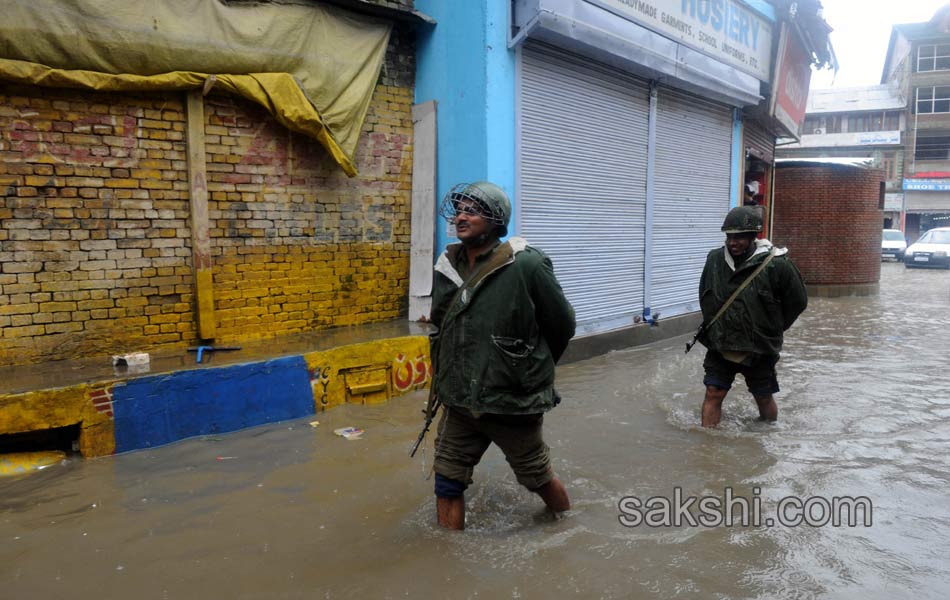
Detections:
[0, 424, 81, 455]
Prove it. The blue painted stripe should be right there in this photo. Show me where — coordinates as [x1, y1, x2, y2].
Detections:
[731, 109, 743, 209]
[113, 355, 313, 453]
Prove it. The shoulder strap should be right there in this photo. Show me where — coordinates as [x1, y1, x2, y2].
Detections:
[442, 241, 515, 322]
[706, 249, 776, 329]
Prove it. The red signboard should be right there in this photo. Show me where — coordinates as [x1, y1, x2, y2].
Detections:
[770, 24, 812, 139]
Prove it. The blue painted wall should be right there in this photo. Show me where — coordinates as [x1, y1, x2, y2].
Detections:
[113, 356, 313, 453]
[732, 109, 743, 208]
[415, 0, 517, 253]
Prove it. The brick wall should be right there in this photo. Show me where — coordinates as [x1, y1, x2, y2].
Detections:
[773, 164, 883, 286]
[0, 30, 414, 368]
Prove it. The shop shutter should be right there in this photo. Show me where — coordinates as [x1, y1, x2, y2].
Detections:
[744, 119, 775, 163]
[519, 44, 650, 335]
[650, 87, 733, 317]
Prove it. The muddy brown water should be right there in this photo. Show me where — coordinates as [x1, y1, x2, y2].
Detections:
[2, 263, 949, 599]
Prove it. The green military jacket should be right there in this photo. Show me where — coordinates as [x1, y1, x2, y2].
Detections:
[430, 237, 576, 415]
[698, 239, 808, 356]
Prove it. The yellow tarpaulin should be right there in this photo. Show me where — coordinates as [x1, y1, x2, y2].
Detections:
[0, 0, 393, 176]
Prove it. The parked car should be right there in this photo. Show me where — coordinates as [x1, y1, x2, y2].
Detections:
[904, 227, 950, 269]
[882, 229, 907, 260]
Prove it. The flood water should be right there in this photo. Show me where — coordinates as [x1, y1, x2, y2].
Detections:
[3, 262, 949, 599]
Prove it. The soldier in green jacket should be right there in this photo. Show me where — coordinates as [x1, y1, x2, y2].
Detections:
[428, 181, 576, 530]
[698, 206, 808, 427]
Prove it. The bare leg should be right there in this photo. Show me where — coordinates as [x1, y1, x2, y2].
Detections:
[534, 477, 571, 513]
[702, 385, 728, 427]
[754, 394, 778, 421]
[436, 496, 465, 530]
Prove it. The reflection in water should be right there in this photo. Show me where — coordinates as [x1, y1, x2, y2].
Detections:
[2, 264, 949, 598]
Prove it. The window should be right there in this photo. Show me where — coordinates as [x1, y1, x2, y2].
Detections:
[848, 114, 868, 132]
[845, 112, 902, 132]
[884, 111, 900, 130]
[917, 44, 950, 72]
[825, 115, 842, 133]
[803, 117, 822, 134]
[914, 134, 950, 160]
[802, 114, 843, 134]
[918, 229, 950, 244]
[916, 86, 950, 114]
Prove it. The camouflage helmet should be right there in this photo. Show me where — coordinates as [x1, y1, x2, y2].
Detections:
[439, 181, 512, 237]
[721, 206, 763, 234]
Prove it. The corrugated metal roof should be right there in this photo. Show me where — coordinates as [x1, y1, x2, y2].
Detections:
[806, 84, 906, 113]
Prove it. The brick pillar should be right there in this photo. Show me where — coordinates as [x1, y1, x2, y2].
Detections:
[772, 163, 883, 297]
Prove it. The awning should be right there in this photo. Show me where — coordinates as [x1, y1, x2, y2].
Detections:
[0, 0, 393, 177]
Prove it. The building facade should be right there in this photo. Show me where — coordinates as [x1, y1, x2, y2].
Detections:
[774, 84, 906, 228]
[882, 6, 950, 241]
[415, 0, 833, 338]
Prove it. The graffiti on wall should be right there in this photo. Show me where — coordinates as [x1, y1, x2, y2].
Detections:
[309, 365, 331, 407]
[392, 353, 431, 392]
[6, 114, 138, 166]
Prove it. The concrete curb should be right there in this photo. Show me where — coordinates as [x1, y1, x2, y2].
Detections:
[0, 336, 431, 458]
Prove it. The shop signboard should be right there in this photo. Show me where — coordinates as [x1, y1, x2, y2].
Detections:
[857, 132, 901, 145]
[903, 178, 950, 192]
[594, 0, 773, 81]
[769, 24, 812, 139]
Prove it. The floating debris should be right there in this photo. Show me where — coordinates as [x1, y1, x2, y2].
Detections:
[333, 427, 364, 440]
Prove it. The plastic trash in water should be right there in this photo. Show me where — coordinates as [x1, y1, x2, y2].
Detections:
[333, 427, 364, 440]
[309, 420, 320, 428]
[112, 352, 150, 373]
[112, 352, 150, 367]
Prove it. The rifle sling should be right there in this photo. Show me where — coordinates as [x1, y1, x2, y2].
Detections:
[425, 240, 515, 422]
[705, 249, 776, 331]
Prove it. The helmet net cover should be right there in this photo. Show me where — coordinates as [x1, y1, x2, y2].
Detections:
[721, 206, 763, 233]
[438, 183, 508, 227]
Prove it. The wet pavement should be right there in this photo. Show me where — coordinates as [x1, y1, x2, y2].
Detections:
[2, 262, 949, 599]
[0, 320, 434, 396]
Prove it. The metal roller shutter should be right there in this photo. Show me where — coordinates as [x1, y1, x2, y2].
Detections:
[744, 119, 775, 163]
[651, 87, 733, 317]
[519, 44, 650, 335]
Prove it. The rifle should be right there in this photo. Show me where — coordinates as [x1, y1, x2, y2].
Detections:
[408, 240, 516, 457]
[409, 387, 440, 457]
[685, 324, 706, 354]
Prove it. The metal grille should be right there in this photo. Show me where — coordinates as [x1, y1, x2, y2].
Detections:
[650, 86, 733, 317]
[519, 44, 650, 335]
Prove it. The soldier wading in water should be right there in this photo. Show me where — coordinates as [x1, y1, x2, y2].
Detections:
[694, 206, 808, 427]
[423, 181, 576, 530]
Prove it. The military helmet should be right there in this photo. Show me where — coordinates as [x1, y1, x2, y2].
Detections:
[439, 181, 512, 237]
[721, 206, 763, 233]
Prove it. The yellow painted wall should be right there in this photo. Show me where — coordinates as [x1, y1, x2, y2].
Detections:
[304, 335, 430, 410]
[0, 382, 116, 457]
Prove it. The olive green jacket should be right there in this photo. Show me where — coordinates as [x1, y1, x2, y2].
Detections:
[698, 239, 808, 356]
[429, 237, 576, 414]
